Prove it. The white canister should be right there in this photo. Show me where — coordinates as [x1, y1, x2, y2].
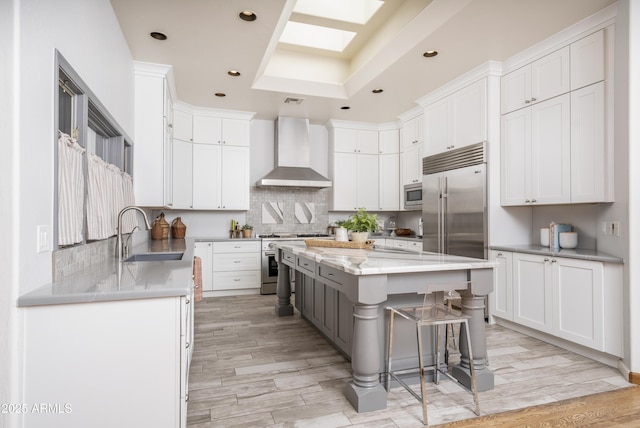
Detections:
[335, 227, 349, 242]
[559, 232, 578, 249]
[540, 228, 550, 246]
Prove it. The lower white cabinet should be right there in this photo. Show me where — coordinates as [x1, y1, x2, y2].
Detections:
[23, 295, 193, 428]
[490, 250, 622, 357]
[212, 241, 261, 292]
[194, 241, 213, 291]
[385, 238, 422, 252]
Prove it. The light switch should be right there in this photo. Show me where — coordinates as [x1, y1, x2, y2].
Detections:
[610, 221, 620, 237]
[37, 225, 49, 253]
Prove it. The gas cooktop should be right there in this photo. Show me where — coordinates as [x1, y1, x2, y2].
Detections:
[258, 233, 329, 239]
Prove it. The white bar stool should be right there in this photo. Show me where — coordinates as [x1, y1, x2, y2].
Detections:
[385, 286, 480, 425]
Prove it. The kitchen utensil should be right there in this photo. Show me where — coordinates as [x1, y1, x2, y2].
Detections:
[540, 228, 550, 246]
[559, 232, 578, 249]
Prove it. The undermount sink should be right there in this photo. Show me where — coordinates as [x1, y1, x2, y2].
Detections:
[123, 252, 184, 262]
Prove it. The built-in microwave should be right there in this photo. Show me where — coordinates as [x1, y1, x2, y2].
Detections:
[404, 182, 422, 210]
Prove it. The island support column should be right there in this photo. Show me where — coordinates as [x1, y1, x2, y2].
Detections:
[275, 254, 293, 317]
[345, 303, 387, 412]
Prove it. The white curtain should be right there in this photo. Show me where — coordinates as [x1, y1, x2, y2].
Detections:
[57, 132, 86, 246]
[86, 154, 137, 240]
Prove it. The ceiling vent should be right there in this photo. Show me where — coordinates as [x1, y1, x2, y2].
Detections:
[284, 97, 304, 104]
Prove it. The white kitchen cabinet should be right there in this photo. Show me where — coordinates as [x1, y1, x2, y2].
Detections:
[401, 114, 423, 150]
[333, 127, 378, 154]
[489, 250, 513, 321]
[424, 79, 487, 156]
[512, 252, 553, 334]
[192, 144, 221, 209]
[332, 152, 379, 211]
[194, 241, 213, 291]
[501, 94, 571, 206]
[192, 116, 250, 146]
[386, 238, 422, 252]
[173, 109, 193, 142]
[570, 82, 609, 203]
[379, 153, 399, 210]
[378, 129, 400, 154]
[220, 146, 250, 209]
[211, 241, 261, 293]
[501, 46, 570, 114]
[401, 143, 423, 186]
[570, 29, 605, 90]
[23, 295, 193, 428]
[494, 251, 622, 357]
[133, 65, 174, 207]
[172, 139, 194, 209]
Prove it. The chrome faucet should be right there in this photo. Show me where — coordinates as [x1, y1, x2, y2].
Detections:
[116, 206, 152, 262]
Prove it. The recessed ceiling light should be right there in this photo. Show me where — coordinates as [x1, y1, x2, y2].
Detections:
[423, 50, 438, 58]
[150, 32, 167, 41]
[341, 106, 350, 110]
[372, 88, 383, 94]
[239, 10, 257, 22]
[214, 92, 226, 97]
[227, 70, 241, 77]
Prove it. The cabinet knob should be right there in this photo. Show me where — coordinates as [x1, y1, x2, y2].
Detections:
[551, 259, 557, 263]
[531, 97, 537, 102]
[185, 342, 190, 349]
[531, 199, 537, 203]
[544, 258, 550, 262]
[525, 199, 530, 203]
[497, 252, 503, 257]
[525, 99, 531, 104]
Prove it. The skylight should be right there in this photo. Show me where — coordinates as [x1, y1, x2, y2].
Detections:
[280, 21, 356, 52]
[278, 0, 384, 53]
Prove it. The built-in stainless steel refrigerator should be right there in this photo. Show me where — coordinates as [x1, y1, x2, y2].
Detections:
[422, 142, 487, 259]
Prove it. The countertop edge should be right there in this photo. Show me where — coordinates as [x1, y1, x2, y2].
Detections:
[490, 245, 624, 264]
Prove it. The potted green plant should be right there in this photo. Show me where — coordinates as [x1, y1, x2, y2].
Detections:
[343, 208, 379, 242]
[242, 224, 253, 238]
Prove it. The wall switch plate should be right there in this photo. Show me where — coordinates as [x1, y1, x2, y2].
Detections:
[37, 225, 49, 253]
[610, 221, 620, 237]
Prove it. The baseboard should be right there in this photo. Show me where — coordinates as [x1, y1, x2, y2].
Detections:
[629, 371, 640, 385]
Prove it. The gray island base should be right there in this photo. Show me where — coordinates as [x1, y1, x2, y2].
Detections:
[274, 242, 496, 413]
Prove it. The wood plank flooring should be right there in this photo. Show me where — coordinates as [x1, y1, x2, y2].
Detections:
[187, 294, 634, 427]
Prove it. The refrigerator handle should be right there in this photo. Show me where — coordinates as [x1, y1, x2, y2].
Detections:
[441, 176, 447, 254]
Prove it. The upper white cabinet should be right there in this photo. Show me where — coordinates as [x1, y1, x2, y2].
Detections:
[192, 116, 250, 146]
[401, 114, 423, 150]
[570, 29, 605, 90]
[171, 105, 252, 210]
[501, 26, 612, 206]
[133, 63, 175, 207]
[501, 46, 570, 115]
[329, 122, 401, 211]
[400, 114, 424, 186]
[424, 79, 487, 156]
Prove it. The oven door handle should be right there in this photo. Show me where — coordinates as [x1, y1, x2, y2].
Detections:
[264, 251, 276, 257]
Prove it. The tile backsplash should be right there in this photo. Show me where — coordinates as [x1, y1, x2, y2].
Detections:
[53, 237, 116, 281]
[248, 187, 329, 234]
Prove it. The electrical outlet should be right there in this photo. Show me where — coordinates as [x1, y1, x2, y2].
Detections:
[37, 225, 49, 253]
[610, 221, 620, 237]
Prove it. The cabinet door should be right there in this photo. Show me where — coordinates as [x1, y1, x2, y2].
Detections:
[378, 129, 399, 154]
[571, 30, 605, 90]
[452, 79, 487, 149]
[193, 242, 213, 291]
[552, 257, 604, 350]
[401, 144, 423, 186]
[402, 115, 423, 149]
[192, 115, 221, 144]
[513, 253, 552, 333]
[501, 65, 531, 114]
[222, 118, 250, 146]
[333, 128, 358, 153]
[221, 146, 249, 209]
[424, 98, 451, 155]
[192, 144, 222, 209]
[334, 291, 353, 357]
[357, 129, 379, 154]
[530, 94, 571, 204]
[172, 139, 193, 209]
[379, 153, 399, 210]
[332, 153, 358, 210]
[501, 108, 530, 206]
[311, 278, 324, 329]
[571, 82, 606, 203]
[356, 154, 379, 210]
[321, 284, 336, 340]
[489, 250, 513, 321]
[173, 109, 193, 142]
[531, 46, 570, 104]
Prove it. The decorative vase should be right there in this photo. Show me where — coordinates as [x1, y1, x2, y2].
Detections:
[350, 231, 369, 242]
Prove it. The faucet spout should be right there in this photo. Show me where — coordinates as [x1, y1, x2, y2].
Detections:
[117, 206, 152, 262]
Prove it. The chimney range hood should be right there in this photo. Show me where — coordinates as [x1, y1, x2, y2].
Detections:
[256, 116, 332, 188]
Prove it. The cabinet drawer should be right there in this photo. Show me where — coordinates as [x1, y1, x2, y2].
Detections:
[213, 241, 260, 253]
[296, 256, 315, 276]
[318, 264, 349, 291]
[282, 251, 295, 267]
[213, 252, 260, 271]
[212, 271, 260, 290]
[405, 241, 422, 251]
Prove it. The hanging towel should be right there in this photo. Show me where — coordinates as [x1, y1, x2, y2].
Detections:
[193, 256, 203, 302]
[57, 132, 85, 245]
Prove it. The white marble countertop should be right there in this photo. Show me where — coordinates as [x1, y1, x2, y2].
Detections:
[276, 241, 496, 275]
[18, 238, 196, 307]
[490, 244, 623, 264]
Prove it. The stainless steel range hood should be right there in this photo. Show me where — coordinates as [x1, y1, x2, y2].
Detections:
[256, 116, 332, 188]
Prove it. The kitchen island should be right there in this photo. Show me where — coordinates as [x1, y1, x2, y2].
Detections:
[274, 241, 497, 413]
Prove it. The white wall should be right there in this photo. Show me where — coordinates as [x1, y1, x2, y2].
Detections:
[2, 0, 135, 422]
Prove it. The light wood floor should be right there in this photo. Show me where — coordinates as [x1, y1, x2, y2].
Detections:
[187, 294, 634, 427]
